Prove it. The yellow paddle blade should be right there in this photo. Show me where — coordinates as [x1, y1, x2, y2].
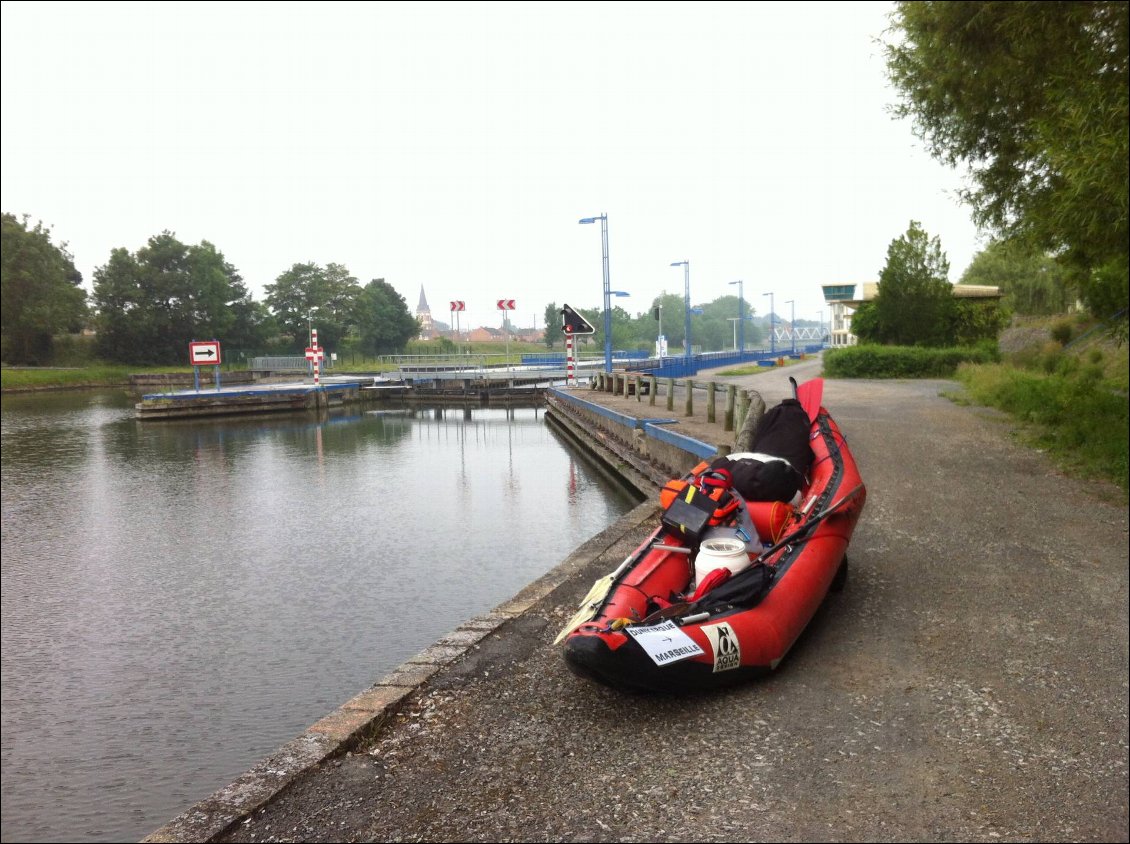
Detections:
[552, 573, 616, 645]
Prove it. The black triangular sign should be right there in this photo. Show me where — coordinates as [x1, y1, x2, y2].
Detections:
[560, 303, 595, 335]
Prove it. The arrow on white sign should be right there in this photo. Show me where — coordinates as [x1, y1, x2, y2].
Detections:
[189, 341, 222, 365]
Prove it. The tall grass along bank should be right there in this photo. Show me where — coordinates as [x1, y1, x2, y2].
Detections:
[956, 362, 1128, 494]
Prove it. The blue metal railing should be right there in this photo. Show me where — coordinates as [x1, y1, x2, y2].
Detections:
[520, 350, 650, 365]
[621, 344, 825, 377]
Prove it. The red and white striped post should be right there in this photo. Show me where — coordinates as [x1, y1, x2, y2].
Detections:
[565, 330, 575, 386]
[306, 328, 324, 386]
[312, 328, 319, 386]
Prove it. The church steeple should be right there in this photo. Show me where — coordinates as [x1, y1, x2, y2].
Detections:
[416, 285, 436, 339]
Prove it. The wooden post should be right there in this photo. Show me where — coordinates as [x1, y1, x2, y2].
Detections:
[724, 384, 736, 431]
[736, 389, 751, 434]
[684, 379, 694, 417]
[648, 375, 657, 406]
[665, 378, 675, 411]
[706, 381, 716, 424]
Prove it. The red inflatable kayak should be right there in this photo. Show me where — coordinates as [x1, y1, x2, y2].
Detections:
[558, 378, 867, 693]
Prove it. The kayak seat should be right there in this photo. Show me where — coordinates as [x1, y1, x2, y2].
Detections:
[745, 500, 792, 545]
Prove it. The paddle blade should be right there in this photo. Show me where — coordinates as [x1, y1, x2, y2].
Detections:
[553, 573, 616, 644]
[795, 377, 824, 423]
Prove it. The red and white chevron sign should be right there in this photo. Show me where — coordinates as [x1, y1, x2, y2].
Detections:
[497, 299, 516, 310]
[450, 300, 465, 311]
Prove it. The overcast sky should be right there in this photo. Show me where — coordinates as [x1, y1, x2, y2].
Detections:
[1, 1, 985, 332]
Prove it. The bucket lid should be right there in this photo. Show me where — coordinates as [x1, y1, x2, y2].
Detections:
[700, 537, 745, 555]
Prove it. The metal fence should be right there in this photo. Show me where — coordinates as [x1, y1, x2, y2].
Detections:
[248, 356, 334, 371]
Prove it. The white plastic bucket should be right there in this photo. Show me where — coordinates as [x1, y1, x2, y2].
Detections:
[694, 536, 752, 586]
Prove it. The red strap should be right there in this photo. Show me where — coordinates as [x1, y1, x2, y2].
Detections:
[698, 467, 733, 491]
[691, 567, 732, 601]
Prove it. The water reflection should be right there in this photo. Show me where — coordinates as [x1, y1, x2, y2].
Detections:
[0, 392, 638, 843]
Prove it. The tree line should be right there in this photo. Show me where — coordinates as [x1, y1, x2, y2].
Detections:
[0, 218, 419, 365]
[541, 294, 775, 355]
[0, 208, 1099, 367]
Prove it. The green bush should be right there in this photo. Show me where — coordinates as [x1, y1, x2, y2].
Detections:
[823, 344, 999, 378]
[1050, 319, 1074, 345]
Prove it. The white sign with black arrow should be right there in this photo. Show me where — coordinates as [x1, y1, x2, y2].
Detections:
[189, 341, 222, 366]
[624, 619, 704, 666]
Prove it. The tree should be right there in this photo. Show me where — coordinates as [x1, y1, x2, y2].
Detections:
[700, 295, 754, 351]
[543, 302, 562, 348]
[264, 262, 361, 350]
[856, 221, 955, 346]
[884, 1, 1129, 318]
[93, 232, 255, 364]
[960, 239, 1072, 316]
[354, 278, 418, 355]
[653, 292, 688, 350]
[1, 213, 87, 364]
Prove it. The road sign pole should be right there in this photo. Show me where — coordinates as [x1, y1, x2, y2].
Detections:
[194, 366, 200, 392]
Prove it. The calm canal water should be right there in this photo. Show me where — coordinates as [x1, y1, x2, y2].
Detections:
[0, 389, 639, 843]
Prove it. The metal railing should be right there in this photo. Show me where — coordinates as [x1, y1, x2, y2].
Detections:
[249, 356, 335, 372]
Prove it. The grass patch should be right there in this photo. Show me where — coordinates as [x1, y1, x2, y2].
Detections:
[1, 364, 198, 391]
[713, 358, 805, 377]
[713, 365, 778, 377]
[956, 353, 1128, 495]
[2, 366, 137, 391]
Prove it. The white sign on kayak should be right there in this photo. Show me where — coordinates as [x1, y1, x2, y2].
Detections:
[625, 619, 704, 667]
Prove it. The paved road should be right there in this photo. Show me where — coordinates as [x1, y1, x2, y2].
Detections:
[218, 370, 1128, 843]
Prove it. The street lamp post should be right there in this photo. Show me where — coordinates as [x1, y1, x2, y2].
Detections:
[729, 279, 744, 355]
[671, 260, 690, 363]
[763, 291, 775, 355]
[727, 317, 740, 351]
[785, 299, 796, 354]
[578, 213, 613, 373]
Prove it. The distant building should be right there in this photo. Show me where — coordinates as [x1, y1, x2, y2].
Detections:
[822, 282, 1001, 346]
[416, 286, 437, 339]
[468, 326, 504, 342]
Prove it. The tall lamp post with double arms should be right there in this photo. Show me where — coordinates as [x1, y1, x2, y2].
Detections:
[763, 291, 775, 355]
[729, 279, 744, 355]
[578, 213, 613, 373]
[670, 260, 691, 364]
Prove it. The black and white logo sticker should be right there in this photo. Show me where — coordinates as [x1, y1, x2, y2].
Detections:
[704, 622, 741, 672]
